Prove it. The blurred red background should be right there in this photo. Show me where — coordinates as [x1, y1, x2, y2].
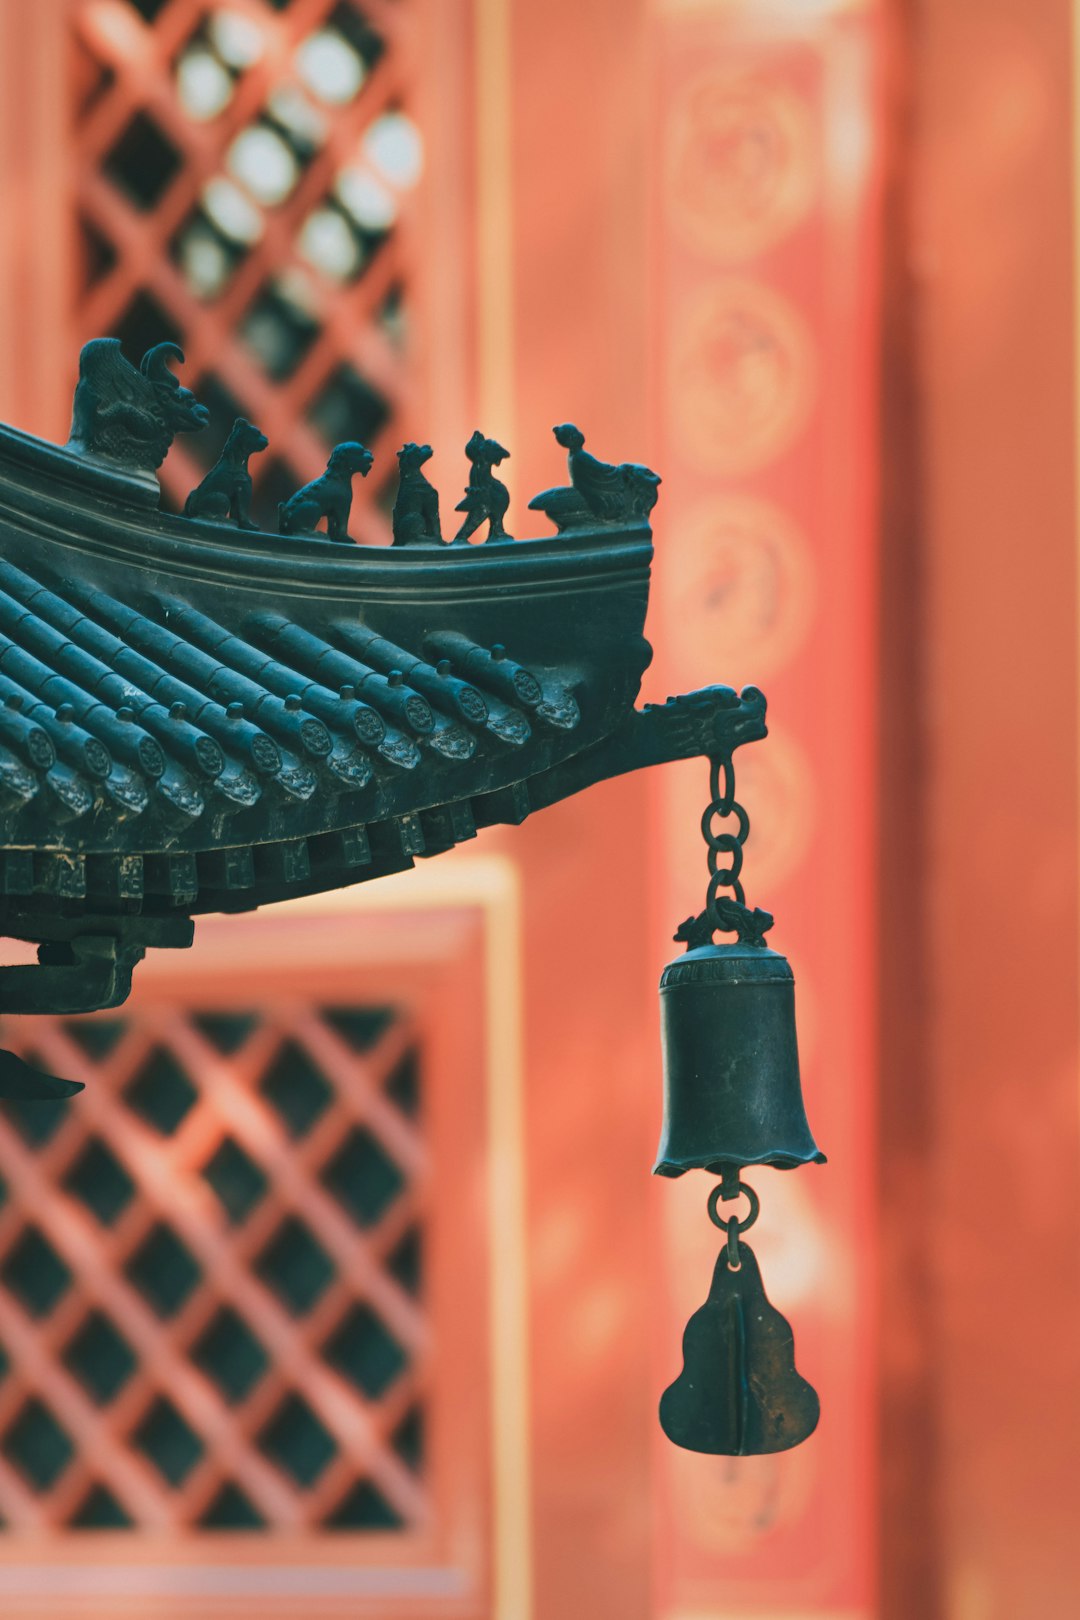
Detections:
[0, 1, 1076, 1617]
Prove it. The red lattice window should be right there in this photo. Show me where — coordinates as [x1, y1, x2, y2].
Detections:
[0, 901, 492, 1615]
[0, 1004, 424, 1532]
[71, 0, 423, 540]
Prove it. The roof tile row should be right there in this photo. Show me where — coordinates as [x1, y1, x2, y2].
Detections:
[0, 558, 579, 852]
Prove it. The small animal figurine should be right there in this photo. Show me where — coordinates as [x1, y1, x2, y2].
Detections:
[673, 899, 774, 953]
[528, 422, 661, 532]
[673, 912, 716, 952]
[278, 441, 374, 542]
[65, 338, 209, 475]
[453, 430, 512, 543]
[183, 417, 268, 529]
[392, 442, 442, 546]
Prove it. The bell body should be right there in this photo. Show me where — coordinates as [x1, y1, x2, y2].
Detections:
[654, 942, 825, 1175]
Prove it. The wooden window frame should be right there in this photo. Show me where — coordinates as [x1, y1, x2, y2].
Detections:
[0, 857, 529, 1620]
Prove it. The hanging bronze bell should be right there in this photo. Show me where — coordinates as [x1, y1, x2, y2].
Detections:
[654, 941, 825, 1176]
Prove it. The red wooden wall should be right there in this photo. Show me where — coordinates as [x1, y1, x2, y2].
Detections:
[0, 0, 887, 1614]
[0, 1, 1079, 1618]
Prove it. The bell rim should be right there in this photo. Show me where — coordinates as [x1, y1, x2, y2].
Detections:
[652, 1147, 827, 1176]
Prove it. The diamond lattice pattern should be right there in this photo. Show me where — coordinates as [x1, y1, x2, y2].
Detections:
[72, 0, 421, 538]
[0, 1001, 427, 1532]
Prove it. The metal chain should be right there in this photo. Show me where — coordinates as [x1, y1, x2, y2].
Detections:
[674, 752, 773, 950]
[702, 753, 749, 923]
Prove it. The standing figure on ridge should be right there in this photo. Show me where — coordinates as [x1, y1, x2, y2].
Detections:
[453, 431, 513, 544]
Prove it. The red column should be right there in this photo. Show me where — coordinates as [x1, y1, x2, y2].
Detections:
[508, 3, 657, 1615]
[915, 1, 1080, 1614]
[644, 4, 885, 1613]
[0, 0, 76, 438]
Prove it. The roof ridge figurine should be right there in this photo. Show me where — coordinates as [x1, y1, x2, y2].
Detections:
[392, 441, 443, 546]
[184, 417, 268, 530]
[65, 338, 210, 476]
[454, 430, 512, 544]
[528, 422, 660, 532]
[278, 441, 374, 542]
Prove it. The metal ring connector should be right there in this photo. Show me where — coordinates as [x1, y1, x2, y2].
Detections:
[706, 1179, 760, 1235]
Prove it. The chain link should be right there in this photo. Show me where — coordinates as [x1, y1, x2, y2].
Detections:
[709, 755, 736, 815]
